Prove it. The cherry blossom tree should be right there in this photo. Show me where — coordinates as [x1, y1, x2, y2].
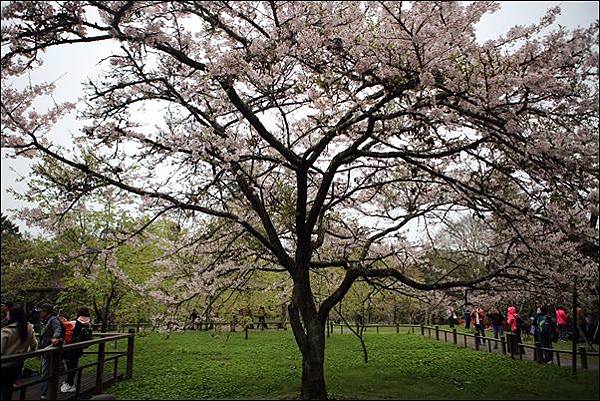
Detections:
[2, 2, 598, 398]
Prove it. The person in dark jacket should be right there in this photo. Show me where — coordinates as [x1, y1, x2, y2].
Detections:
[257, 307, 268, 330]
[61, 307, 93, 393]
[188, 309, 199, 330]
[531, 307, 543, 342]
[489, 307, 504, 349]
[39, 304, 64, 400]
[462, 304, 471, 329]
[537, 305, 557, 363]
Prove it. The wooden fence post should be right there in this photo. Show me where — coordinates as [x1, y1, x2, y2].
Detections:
[435, 325, 439, 341]
[579, 347, 588, 369]
[475, 334, 480, 351]
[126, 329, 135, 379]
[396, 323, 399, 334]
[47, 346, 62, 400]
[244, 326, 249, 340]
[376, 325, 379, 334]
[420, 324, 424, 336]
[452, 329, 457, 345]
[500, 336, 506, 355]
[95, 342, 106, 394]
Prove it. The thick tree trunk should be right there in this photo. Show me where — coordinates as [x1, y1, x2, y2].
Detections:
[300, 335, 327, 400]
[288, 274, 328, 399]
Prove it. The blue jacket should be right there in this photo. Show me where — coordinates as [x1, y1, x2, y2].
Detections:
[39, 315, 64, 348]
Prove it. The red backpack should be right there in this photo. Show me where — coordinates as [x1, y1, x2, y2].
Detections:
[59, 317, 75, 345]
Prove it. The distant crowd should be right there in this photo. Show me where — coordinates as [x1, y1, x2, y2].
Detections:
[446, 304, 598, 363]
[185, 305, 287, 332]
[1, 302, 94, 400]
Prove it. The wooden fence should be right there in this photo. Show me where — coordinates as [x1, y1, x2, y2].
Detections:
[89, 320, 598, 373]
[1, 330, 135, 400]
[329, 322, 599, 373]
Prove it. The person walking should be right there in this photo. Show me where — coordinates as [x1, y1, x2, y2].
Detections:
[507, 306, 525, 355]
[463, 304, 471, 329]
[257, 307, 268, 330]
[38, 304, 65, 400]
[60, 307, 93, 393]
[531, 307, 543, 342]
[538, 305, 557, 363]
[471, 307, 486, 345]
[1, 307, 37, 401]
[555, 306, 569, 342]
[447, 306, 458, 328]
[489, 307, 504, 349]
[188, 309, 199, 330]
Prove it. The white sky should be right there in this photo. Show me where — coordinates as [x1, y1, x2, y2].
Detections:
[1, 1, 599, 234]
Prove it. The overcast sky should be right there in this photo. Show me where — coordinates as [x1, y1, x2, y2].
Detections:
[1, 1, 599, 234]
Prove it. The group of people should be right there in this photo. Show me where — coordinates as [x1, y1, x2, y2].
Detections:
[449, 303, 597, 363]
[187, 306, 273, 332]
[229, 306, 269, 331]
[1, 302, 93, 400]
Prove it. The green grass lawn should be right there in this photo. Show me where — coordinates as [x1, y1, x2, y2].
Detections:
[108, 330, 599, 400]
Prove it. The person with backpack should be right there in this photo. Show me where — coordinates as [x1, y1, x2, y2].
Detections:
[38, 304, 65, 400]
[531, 307, 543, 342]
[538, 305, 557, 364]
[1, 306, 37, 401]
[555, 306, 569, 342]
[60, 307, 93, 393]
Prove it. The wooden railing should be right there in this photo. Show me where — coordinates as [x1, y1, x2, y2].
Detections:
[1, 330, 135, 400]
[329, 323, 598, 373]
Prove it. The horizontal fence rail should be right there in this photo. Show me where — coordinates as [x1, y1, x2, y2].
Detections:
[1, 331, 135, 400]
[328, 322, 598, 373]
[86, 320, 598, 374]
